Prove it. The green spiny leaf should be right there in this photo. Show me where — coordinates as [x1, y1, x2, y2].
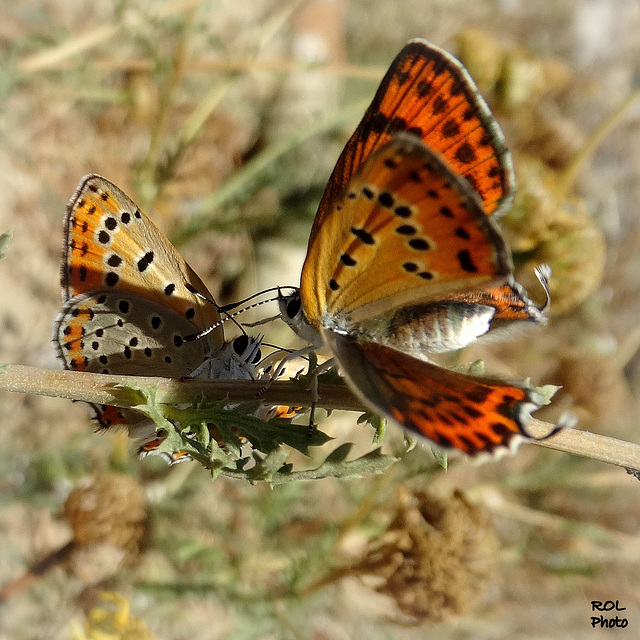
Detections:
[247, 448, 292, 482]
[357, 411, 386, 443]
[302, 446, 396, 480]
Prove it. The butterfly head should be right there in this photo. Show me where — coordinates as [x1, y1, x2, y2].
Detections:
[278, 288, 323, 348]
[231, 333, 263, 366]
[190, 333, 263, 380]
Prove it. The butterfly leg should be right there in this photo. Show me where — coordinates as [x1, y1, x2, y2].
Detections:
[306, 357, 335, 438]
[255, 345, 315, 396]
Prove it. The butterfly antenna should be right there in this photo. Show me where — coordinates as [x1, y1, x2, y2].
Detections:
[185, 282, 222, 309]
[183, 295, 286, 342]
[219, 286, 299, 313]
[189, 285, 249, 336]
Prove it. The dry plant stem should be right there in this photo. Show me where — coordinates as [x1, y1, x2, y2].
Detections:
[18, 56, 388, 81]
[0, 364, 355, 410]
[272, 601, 306, 640]
[137, 6, 197, 203]
[1, 364, 640, 472]
[297, 565, 362, 598]
[0, 541, 75, 603]
[171, 98, 371, 246]
[16, 0, 208, 74]
[175, 0, 304, 166]
[178, 78, 234, 150]
[556, 84, 640, 197]
[471, 489, 640, 563]
[333, 468, 397, 549]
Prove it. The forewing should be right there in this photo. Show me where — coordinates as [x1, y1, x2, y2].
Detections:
[312, 38, 514, 245]
[301, 134, 512, 326]
[61, 174, 223, 347]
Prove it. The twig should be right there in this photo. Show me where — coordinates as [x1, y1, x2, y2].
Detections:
[16, 56, 388, 81]
[170, 0, 307, 178]
[556, 84, 640, 198]
[15, 0, 209, 74]
[471, 488, 640, 563]
[0, 541, 75, 604]
[170, 97, 371, 246]
[136, 4, 198, 205]
[0, 364, 354, 410]
[1, 364, 640, 472]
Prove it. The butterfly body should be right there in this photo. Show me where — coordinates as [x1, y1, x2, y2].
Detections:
[371, 270, 550, 356]
[279, 40, 565, 457]
[357, 300, 496, 356]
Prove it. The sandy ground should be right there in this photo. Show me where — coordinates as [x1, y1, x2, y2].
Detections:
[1, 1, 640, 638]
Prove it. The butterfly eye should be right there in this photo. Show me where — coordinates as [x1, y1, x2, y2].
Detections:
[232, 335, 249, 355]
[286, 295, 302, 320]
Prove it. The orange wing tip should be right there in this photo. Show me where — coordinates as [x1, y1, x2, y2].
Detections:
[400, 38, 516, 215]
[473, 407, 578, 465]
[424, 379, 562, 458]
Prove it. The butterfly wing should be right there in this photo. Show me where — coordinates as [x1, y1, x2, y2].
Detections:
[306, 40, 547, 332]
[54, 173, 232, 433]
[447, 278, 547, 326]
[61, 174, 224, 348]
[51, 290, 218, 430]
[324, 330, 550, 456]
[52, 291, 218, 377]
[301, 134, 512, 327]
[312, 38, 514, 246]
[52, 291, 260, 430]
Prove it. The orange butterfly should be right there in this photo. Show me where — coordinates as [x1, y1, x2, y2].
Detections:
[52, 175, 261, 458]
[278, 39, 567, 457]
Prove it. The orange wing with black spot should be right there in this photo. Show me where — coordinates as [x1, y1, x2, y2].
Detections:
[324, 331, 554, 457]
[301, 134, 511, 327]
[311, 38, 514, 247]
[446, 278, 548, 325]
[61, 174, 222, 343]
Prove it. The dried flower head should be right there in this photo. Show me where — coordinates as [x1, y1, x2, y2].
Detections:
[353, 489, 499, 622]
[504, 154, 605, 314]
[64, 473, 148, 582]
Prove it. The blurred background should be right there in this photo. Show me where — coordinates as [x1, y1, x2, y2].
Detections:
[1, 0, 639, 637]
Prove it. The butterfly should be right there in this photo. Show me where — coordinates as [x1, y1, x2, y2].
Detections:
[51, 174, 262, 455]
[278, 39, 566, 457]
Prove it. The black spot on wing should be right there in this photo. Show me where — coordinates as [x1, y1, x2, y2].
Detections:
[137, 251, 154, 272]
[457, 250, 478, 273]
[350, 227, 375, 245]
[455, 142, 477, 164]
